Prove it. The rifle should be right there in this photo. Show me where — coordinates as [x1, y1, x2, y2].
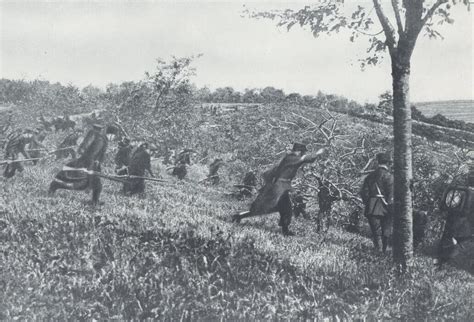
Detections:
[62, 166, 169, 184]
[114, 174, 168, 183]
[199, 175, 219, 184]
[233, 184, 256, 189]
[0, 157, 43, 165]
[62, 166, 127, 183]
[26, 146, 76, 153]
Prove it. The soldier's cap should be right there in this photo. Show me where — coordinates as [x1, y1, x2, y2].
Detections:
[376, 152, 392, 164]
[148, 143, 158, 150]
[292, 142, 308, 153]
[92, 123, 104, 130]
[212, 158, 224, 164]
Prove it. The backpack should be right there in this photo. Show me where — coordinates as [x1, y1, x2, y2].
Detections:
[366, 182, 388, 217]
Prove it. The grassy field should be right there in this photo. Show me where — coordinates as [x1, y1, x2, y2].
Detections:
[1, 151, 473, 319]
[415, 100, 474, 123]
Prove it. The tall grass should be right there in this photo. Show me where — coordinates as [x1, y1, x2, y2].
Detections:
[1, 158, 473, 320]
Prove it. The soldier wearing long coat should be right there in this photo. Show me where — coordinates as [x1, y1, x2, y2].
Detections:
[48, 124, 108, 205]
[232, 143, 324, 236]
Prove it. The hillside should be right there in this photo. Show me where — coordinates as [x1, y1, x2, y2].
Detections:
[1, 102, 473, 319]
[1, 155, 473, 320]
[415, 100, 474, 123]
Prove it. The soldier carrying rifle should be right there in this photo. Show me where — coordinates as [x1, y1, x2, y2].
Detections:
[3, 128, 48, 178]
[232, 143, 325, 236]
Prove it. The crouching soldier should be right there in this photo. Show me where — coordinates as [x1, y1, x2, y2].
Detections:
[437, 167, 474, 265]
[27, 128, 48, 165]
[292, 192, 309, 219]
[206, 158, 224, 185]
[317, 178, 342, 232]
[114, 137, 133, 175]
[232, 143, 325, 236]
[123, 142, 155, 196]
[172, 149, 194, 180]
[233, 171, 258, 199]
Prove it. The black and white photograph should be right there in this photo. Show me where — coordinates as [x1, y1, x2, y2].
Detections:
[0, 0, 473, 319]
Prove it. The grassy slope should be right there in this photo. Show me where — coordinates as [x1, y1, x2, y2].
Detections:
[1, 153, 473, 319]
[1, 104, 473, 319]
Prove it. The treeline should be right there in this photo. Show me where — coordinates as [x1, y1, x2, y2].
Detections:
[0, 78, 105, 117]
[1, 78, 472, 137]
[195, 86, 321, 105]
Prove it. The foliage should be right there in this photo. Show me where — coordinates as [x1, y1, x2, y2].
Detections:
[0, 78, 103, 118]
[246, 0, 470, 68]
[106, 56, 201, 153]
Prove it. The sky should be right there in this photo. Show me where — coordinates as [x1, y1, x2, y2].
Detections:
[0, 0, 472, 103]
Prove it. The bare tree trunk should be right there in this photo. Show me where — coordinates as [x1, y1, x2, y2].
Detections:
[391, 56, 414, 268]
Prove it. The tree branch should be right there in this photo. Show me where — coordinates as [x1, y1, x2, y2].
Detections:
[373, 0, 397, 50]
[421, 0, 448, 26]
[391, 0, 404, 35]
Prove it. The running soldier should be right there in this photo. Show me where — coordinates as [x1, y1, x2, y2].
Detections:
[232, 143, 325, 236]
[55, 129, 82, 160]
[48, 124, 108, 205]
[3, 128, 48, 178]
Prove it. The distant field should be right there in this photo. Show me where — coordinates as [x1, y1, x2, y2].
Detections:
[415, 100, 474, 123]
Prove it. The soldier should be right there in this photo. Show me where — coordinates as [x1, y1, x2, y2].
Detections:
[162, 146, 173, 165]
[316, 178, 342, 232]
[346, 204, 364, 233]
[27, 128, 48, 165]
[292, 192, 309, 219]
[114, 137, 133, 175]
[232, 143, 325, 236]
[55, 129, 82, 160]
[360, 152, 394, 253]
[172, 149, 194, 180]
[3, 128, 48, 178]
[38, 114, 53, 131]
[231, 171, 258, 200]
[437, 164, 474, 265]
[48, 124, 108, 205]
[206, 158, 224, 185]
[122, 142, 155, 195]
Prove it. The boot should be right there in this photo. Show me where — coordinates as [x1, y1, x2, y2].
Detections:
[231, 214, 241, 223]
[382, 236, 389, 254]
[373, 235, 382, 253]
[282, 226, 295, 236]
[48, 181, 58, 195]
